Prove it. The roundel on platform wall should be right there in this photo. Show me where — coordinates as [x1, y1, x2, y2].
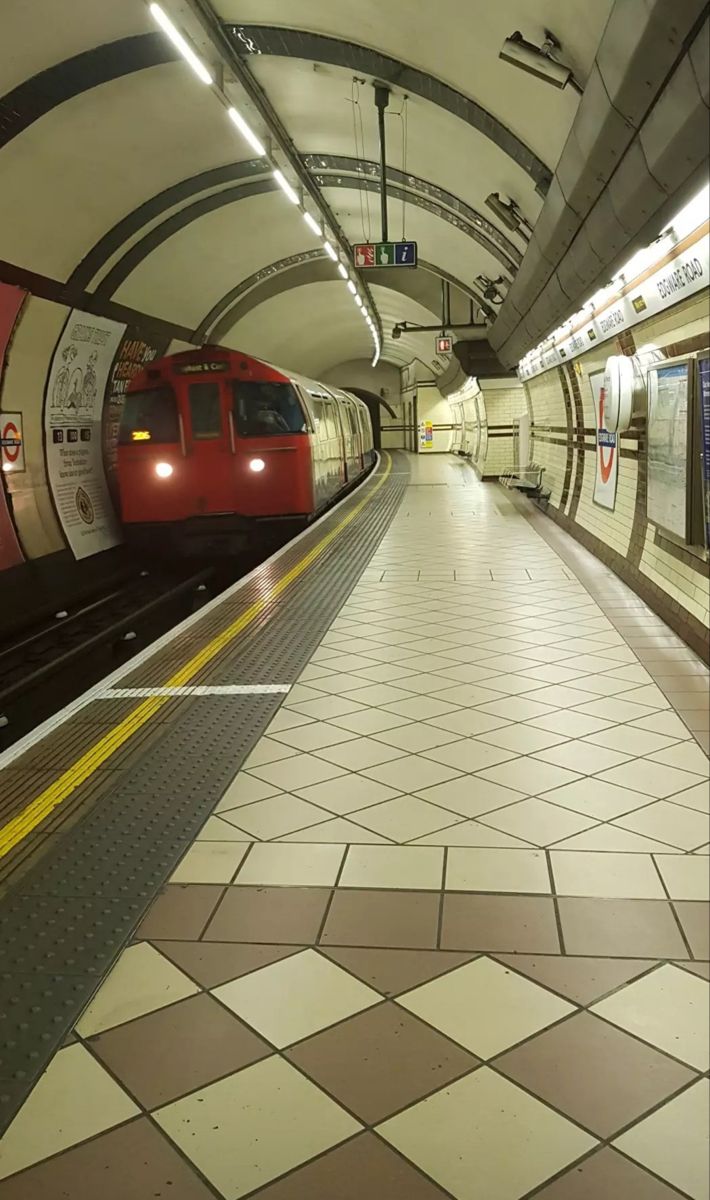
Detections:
[602, 355, 634, 432]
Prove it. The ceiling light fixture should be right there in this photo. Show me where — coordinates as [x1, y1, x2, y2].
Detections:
[227, 106, 266, 157]
[273, 169, 299, 204]
[323, 240, 338, 261]
[347, 280, 357, 295]
[149, 4, 213, 84]
[337, 263, 348, 279]
[303, 211, 320, 236]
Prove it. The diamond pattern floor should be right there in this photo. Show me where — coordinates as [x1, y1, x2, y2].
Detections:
[1, 456, 707, 1199]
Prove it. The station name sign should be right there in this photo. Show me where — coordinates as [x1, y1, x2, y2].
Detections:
[354, 241, 418, 268]
[518, 226, 709, 382]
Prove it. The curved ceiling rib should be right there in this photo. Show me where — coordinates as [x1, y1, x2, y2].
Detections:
[226, 24, 553, 194]
[198, 252, 488, 344]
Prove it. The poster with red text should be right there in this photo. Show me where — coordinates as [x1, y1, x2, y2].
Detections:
[0, 282, 26, 568]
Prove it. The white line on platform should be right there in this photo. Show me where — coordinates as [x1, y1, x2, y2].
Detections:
[101, 685, 291, 698]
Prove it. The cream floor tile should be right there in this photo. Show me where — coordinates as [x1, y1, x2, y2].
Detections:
[479, 798, 598, 847]
[476, 758, 581, 795]
[424, 684, 503, 708]
[169, 841, 250, 884]
[154, 1056, 360, 1200]
[0, 1045, 139, 1181]
[593, 965, 709, 1070]
[614, 801, 709, 851]
[243, 739, 301, 768]
[529, 710, 614, 738]
[540, 777, 652, 821]
[278, 817, 392, 843]
[598, 760, 707, 800]
[421, 739, 517, 773]
[314, 737, 408, 770]
[197, 814, 258, 841]
[415, 776, 526, 820]
[550, 850, 665, 899]
[527, 685, 602, 709]
[224, 795, 331, 840]
[329, 708, 412, 735]
[288, 696, 365, 719]
[213, 949, 380, 1048]
[446, 847, 550, 893]
[339, 844, 444, 889]
[383, 696, 462, 720]
[214, 774, 281, 813]
[412, 822, 534, 848]
[353, 795, 464, 841]
[264, 709, 314, 733]
[533, 740, 633, 774]
[397, 956, 574, 1058]
[582, 726, 681, 756]
[478, 697, 559, 722]
[268, 724, 360, 752]
[574, 698, 663, 723]
[247, 755, 348, 791]
[363, 756, 462, 791]
[654, 854, 710, 900]
[372, 724, 462, 752]
[234, 842, 345, 886]
[75, 943, 199, 1037]
[631, 710, 693, 739]
[477, 725, 568, 754]
[553, 825, 683, 853]
[294, 774, 401, 815]
[672, 781, 710, 814]
[352, 662, 419, 683]
[613, 1079, 709, 1200]
[648, 742, 709, 775]
[428, 709, 512, 737]
[344, 683, 418, 707]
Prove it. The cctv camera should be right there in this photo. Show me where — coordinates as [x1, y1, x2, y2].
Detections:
[392, 326, 402, 340]
[485, 192, 521, 233]
[499, 31, 572, 89]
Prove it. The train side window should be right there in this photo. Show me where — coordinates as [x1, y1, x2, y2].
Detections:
[119, 387, 179, 444]
[189, 383, 222, 440]
[232, 381, 307, 437]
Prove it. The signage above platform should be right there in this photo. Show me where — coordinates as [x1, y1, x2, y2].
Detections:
[354, 241, 418, 268]
[436, 336, 453, 354]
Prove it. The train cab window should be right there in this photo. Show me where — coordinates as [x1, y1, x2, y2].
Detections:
[189, 382, 222, 439]
[118, 387, 179, 444]
[232, 381, 307, 437]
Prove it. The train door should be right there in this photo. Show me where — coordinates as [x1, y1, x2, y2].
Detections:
[341, 400, 361, 480]
[184, 379, 233, 512]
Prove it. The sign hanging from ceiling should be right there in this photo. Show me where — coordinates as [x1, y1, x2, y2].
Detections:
[436, 335, 453, 354]
[354, 241, 418, 268]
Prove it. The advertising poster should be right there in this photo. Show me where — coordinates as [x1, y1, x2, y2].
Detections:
[698, 356, 710, 548]
[418, 420, 434, 451]
[0, 282, 26, 569]
[103, 328, 169, 505]
[647, 362, 690, 540]
[590, 370, 618, 510]
[44, 310, 125, 559]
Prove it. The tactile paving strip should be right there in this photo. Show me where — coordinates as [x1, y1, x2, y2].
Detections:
[0, 454, 408, 1129]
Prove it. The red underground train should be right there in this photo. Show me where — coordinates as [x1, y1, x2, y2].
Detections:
[116, 346, 376, 554]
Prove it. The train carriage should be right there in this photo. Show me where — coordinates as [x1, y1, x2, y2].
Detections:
[116, 347, 375, 554]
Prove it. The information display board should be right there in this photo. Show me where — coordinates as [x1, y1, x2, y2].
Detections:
[646, 361, 691, 540]
[698, 356, 710, 548]
[44, 310, 125, 559]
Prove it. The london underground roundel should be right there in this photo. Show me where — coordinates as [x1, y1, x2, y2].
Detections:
[602, 355, 634, 432]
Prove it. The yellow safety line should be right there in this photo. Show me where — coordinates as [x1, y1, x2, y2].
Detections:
[0, 454, 393, 858]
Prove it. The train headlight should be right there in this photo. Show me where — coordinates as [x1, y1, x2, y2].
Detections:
[249, 458, 265, 473]
[155, 461, 173, 478]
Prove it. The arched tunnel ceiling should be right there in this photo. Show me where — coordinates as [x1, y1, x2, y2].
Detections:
[0, 0, 616, 379]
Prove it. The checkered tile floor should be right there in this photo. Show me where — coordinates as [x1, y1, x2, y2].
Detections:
[1, 457, 708, 1199]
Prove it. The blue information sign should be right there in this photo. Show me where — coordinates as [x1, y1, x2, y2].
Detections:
[698, 357, 710, 548]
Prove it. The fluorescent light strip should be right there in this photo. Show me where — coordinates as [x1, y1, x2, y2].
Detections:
[303, 211, 320, 235]
[354, 294, 363, 307]
[227, 106, 265, 157]
[273, 169, 299, 204]
[347, 280, 357, 295]
[323, 240, 338, 261]
[149, 4, 213, 84]
[337, 263, 348, 279]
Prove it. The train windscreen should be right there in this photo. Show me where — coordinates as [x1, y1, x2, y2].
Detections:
[119, 387, 180, 444]
[232, 381, 307, 437]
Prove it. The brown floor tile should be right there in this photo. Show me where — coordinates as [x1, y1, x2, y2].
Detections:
[0, 1116, 215, 1199]
[249, 1130, 450, 1198]
[558, 898, 687, 958]
[532, 1145, 687, 1198]
[492, 955, 657, 1005]
[151, 940, 303, 987]
[135, 884, 224, 940]
[89, 992, 271, 1108]
[440, 894, 560, 953]
[286, 1001, 479, 1124]
[320, 890, 440, 949]
[494, 1010, 696, 1138]
[320, 947, 477, 995]
[203, 886, 331, 944]
[673, 901, 710, 960]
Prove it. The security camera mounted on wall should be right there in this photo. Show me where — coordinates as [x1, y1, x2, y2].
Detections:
[499, 30, 577, 91]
